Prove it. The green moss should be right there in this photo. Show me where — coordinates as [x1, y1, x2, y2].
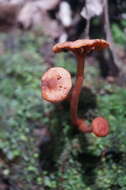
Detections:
[0, 32, 126, 190]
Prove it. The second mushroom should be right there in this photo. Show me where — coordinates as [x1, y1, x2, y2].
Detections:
[41, 39, 110, 137]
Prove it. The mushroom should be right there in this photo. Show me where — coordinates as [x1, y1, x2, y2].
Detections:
[41, 67, 72, 103]
[53, 39, 110, 135]
[92, 117, 109, 137]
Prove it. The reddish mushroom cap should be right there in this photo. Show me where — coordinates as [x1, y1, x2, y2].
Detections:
[52, 39, 109, 54]
[41, 67, 72, 103]
[92, 117, 109, 137]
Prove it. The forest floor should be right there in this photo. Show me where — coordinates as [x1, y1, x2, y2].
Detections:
[0, 31, 126, 190]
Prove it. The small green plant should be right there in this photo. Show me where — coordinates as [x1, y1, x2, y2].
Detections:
[112, 23, 126, 45]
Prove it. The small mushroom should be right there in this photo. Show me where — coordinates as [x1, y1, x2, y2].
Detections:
[41, 67, 72, 103]
[92, 117, 110, 137]
[53, 39, 110, 135]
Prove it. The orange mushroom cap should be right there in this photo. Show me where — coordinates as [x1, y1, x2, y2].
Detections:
[52, 39, 109, 54]
[41, 67, 72, 103]
[92, 117, 110, 137]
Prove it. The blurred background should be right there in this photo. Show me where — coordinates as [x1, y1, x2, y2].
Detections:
[0, 0, 126, 190]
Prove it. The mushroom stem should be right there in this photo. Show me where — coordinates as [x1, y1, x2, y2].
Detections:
[70, 52, 92, 133]
[70, 53, 84, 124]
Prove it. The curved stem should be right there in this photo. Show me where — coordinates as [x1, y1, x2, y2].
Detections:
[70, 52, 92, 133]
